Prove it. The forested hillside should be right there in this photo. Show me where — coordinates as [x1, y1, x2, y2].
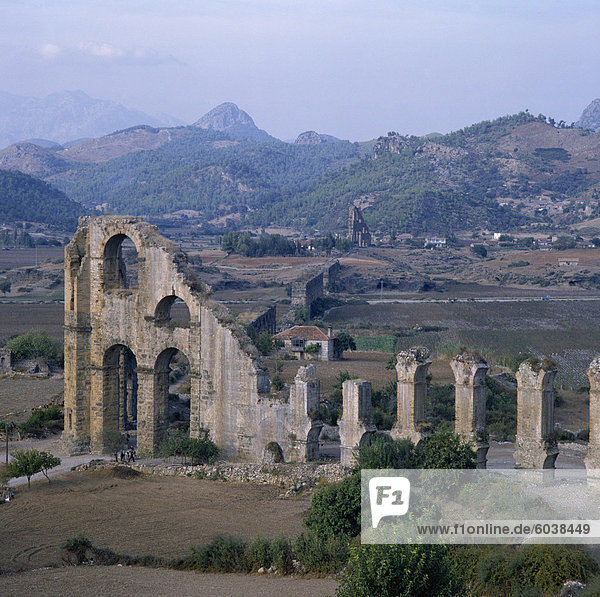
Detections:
[0, 169, 86, 228]
[3, 111, 600, 235]
[51, 127, 361, 219]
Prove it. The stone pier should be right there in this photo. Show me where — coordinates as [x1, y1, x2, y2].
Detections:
[338, 379, 375, 466]
[450, 352, 489, 468]
[390, 347, 431, 444]
[514, 357, 558, 469]
[287, 365, 323, 462]
[585, 358, 600, 471]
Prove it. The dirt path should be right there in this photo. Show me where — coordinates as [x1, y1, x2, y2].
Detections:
[0, 566, 338, 597]
[5, 436, 103, 487]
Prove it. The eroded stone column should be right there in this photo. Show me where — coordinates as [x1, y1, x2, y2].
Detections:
[390, 347, 431, 444]
[514, 357, 558, 469]
[585, 358, 600, 470]
[451, 352, 489, 468]
[287, 364, 323, 461]
[338, 379, 375, 466]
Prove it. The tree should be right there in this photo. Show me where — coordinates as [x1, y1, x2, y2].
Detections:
[0, 279, 10, 294]
[470, 244, 487, 258]
[2, 420, 16, 464]
[7, 449, 61, 488]
[334, 332, 356, 357]
[102, 430, 127, 462]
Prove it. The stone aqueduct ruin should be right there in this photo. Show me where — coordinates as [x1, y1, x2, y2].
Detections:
[63, 216, 600, 469]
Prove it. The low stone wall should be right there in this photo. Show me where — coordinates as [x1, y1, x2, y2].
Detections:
[73, 459, 352, 492]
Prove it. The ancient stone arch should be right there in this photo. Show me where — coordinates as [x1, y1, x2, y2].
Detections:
[62, 216, 290, 460]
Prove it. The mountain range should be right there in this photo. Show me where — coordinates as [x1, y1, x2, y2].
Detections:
[0, 90, 182, 149]
[3, 96, 600, 235]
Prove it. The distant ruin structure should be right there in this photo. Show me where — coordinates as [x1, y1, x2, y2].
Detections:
[291, 271, 324, 318]
[62, 216, 320, 461]
[348, 206, 371, 247]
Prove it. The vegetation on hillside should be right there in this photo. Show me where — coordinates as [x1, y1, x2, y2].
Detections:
[0, 169, 86, 229]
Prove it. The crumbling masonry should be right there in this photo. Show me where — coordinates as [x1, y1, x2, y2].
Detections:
[62, 216, 321, 461]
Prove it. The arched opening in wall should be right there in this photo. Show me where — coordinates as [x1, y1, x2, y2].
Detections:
[103, 234, 138, 290]
[154, 295, 191, 326]
[103, 344, 138, 447]
[155, 348, 191, 440]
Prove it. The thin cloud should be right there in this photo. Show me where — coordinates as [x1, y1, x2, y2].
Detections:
[35, 41, 182, 66]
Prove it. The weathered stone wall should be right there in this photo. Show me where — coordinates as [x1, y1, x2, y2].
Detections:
[0, 348, 12, 372]
[291, 272, 323, 318]
[248, 305, 276, 335]
[62, 216, 320, 462]
[324, 260, 340, 291]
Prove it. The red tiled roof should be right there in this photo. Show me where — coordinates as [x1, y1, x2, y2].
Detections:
[273, 325, 334, 341]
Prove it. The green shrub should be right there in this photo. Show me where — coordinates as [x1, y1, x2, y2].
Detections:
[336, 543, 459, 597]
[158, 429, 219, 464]
[295, 529, 350, 574]
[476, 545, 599, 597]
[354, 435, 416, 470]
[271, 374, 285, 392]
[245, 536, 271, 571]
[304, 473, 361, 537]
[415, 430, 477, 469]
[19, 404, 63, 436]
[582, 575, 600, 596]
[61, 533, 93, 564]
[6, 330, 63, 364]
[190, 535, 250, 573]
[270, 536, 293, 574]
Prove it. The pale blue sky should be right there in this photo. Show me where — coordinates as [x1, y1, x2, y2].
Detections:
[1, 0, 599, 140]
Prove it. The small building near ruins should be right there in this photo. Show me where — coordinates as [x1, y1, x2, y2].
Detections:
[274, 325, 339, 361]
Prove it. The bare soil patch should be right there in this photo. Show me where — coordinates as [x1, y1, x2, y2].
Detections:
[0, 469, 310, 574]
[0, 377, 63, 420]
[0, 566, 337, 597]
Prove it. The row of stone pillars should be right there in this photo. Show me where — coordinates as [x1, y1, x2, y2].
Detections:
[339, 347, 600, 470]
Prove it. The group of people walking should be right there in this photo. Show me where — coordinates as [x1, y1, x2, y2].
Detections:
[119, 447, 136, 463]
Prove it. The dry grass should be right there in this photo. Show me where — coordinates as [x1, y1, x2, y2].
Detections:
[0, 469, 310, 573]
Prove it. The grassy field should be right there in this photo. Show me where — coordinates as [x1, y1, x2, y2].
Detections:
[0, 303, 63, 345]
[326, 300, 600, 389]
[0, 246, 64, 270]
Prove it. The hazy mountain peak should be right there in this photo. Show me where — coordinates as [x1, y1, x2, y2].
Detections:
[0, 89, 181, 148]
[193, 102, 276, 142]
[576, 98, 600, 132]
[193, 102, 255, 130]
[294, 130, 341, 144]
